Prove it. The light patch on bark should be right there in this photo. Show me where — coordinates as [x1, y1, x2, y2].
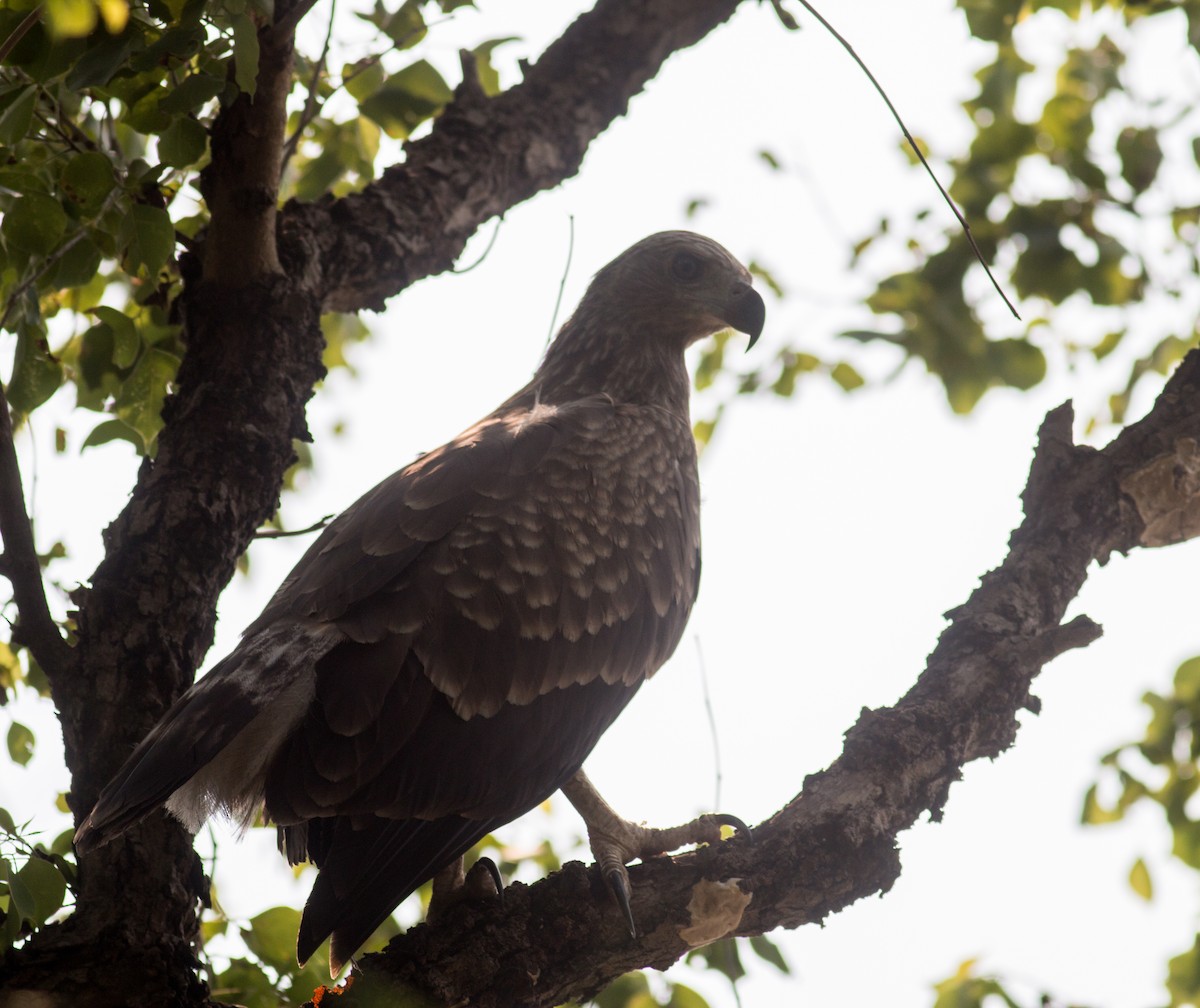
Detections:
[0, 991, 62, 1008]
[1120, 437, 1200, 547]
[678, 878, 751, 947]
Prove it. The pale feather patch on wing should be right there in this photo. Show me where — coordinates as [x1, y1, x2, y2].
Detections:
[166, 667, 315, 832]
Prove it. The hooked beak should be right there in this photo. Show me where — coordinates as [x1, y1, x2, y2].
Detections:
[723, 282, 765, 350]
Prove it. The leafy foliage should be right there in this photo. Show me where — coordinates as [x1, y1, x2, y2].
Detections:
[0, 811, 76, 952]
[703, 0, 1200, 421]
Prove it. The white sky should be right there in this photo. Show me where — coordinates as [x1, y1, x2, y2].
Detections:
[4, 1, 1200, 1005]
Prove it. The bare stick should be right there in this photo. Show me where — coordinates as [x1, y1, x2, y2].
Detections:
[545, 215, 575, 347]
[253, 513, 334, 539]
[0, 382, 70, 676]
[795, 0, 1021, 321]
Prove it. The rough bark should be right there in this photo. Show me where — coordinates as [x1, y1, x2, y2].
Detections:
[308, 351, 1200, 1008]
[0, 2, 750, 1006]
[280, 0, 747, 314]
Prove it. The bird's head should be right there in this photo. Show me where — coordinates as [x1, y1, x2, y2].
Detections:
[584, 230, 765, 351]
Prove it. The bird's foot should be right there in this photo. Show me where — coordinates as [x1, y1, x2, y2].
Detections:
[561, 770, 750, 936]
[427, 855, 503, 924]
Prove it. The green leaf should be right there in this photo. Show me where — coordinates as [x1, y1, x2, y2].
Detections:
[158, 116, 207, 168]
[988, 338, 1046, 390]
[80, 418, 142, 451]
[2, 194, 69, 255]
[830, 361, 865, 392]
[1117, 125, 1163, 195]
[10, 857, 66, 926]
[6, 722, 34, 766]
[241, 905, 301, 974]
[470, 36, 517, 97]
[1174, 656, 1200, 704]
[48, 234, 103, 289]
[118, 204, 175, 277]
[114, 347, 177, 451]
[358, 0, 427, 49]
[1092, 329, 1124, 361]
[213, 958, 280, 1008]
[1081, 782, 1123, 825]
[159, 73, 225, 114]
[230, 13, 260, 97]
[1129, 857, 1153, 901]
[686, 937, 745, 984]
[666, 982, 710, 1008]
[0, 86, 37, 145]
[60, 152, 116, 215]
[359, 60, 452, 139]
[959, 0, 1020, 42]
[91, 307, 140, 367]
[65, 27, 135, 89]
[1167, 937, 1200, 1004]
[8, 327, 64, 415]
[748, 934, 790, 974]
[343, 57, 386, 102]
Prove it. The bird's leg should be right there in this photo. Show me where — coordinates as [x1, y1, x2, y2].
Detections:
[561, 769, 748, 936]
[427, 855, 503, 923]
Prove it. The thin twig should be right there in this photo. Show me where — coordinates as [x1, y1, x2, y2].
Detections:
[279, 0, 337, 175]
[0, 6, 42, 64]
[253, 514, 334, 539]
[451, 217, 502, 274]
[795, 0, 1021, 320]
[271, 0, 323, 42]
[0, 380, 70, 677]
[545, 215, 575, 347]
[693, 634, 723, 812]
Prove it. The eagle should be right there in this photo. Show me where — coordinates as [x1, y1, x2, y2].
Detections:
[75, 230, 765, 972]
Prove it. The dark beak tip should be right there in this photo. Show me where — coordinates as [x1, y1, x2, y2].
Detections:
[732, 288, 765, 351]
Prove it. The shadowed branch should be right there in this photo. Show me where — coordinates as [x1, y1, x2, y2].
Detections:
[0, 381, 71, 679]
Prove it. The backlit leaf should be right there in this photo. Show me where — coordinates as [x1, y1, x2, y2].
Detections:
[11, 857, 66, 926]
[119, 204, 175, 277]
[60, 152, 115, 215]
[0, 87, 37, 145]
[3, 194, 68, 255]
[230, 13, 260, 96]
[7, 327, 64, 414]
[6, 722, 34, 765]
[241, 905, 301, 974]
[114, 347, 177, 451]
[1129, 857, 1153, 901]
[158, 116, 207, 168]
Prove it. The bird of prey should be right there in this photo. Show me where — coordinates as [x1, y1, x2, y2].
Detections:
[75, 230, 765, 973]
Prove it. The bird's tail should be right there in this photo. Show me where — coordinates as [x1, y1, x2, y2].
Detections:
[74, 629, 324, 853]
[293, 814, 503, 973]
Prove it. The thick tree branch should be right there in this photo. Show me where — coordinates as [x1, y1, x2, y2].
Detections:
[201, 20, 295, 283]
[0, 381, 71, 677]
[279, 0, 749, 313]
[330, 351, 1200, 1008]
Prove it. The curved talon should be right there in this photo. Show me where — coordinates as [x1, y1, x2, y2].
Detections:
[472, 856, 505, 904]
[712, 813, 752, 841]
[603, 864, 637, 938]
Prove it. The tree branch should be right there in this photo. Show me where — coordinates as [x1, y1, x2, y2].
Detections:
[279, 0, 749, 313]
[200, 19, 296, 283]
[331, 351, 1200, 1007]
[0, 380, 71, 677]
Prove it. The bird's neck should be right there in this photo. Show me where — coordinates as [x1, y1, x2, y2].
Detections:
[531, 318, 693, 414]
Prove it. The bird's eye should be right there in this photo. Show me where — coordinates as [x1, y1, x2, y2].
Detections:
[670, 252, 704, 283]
